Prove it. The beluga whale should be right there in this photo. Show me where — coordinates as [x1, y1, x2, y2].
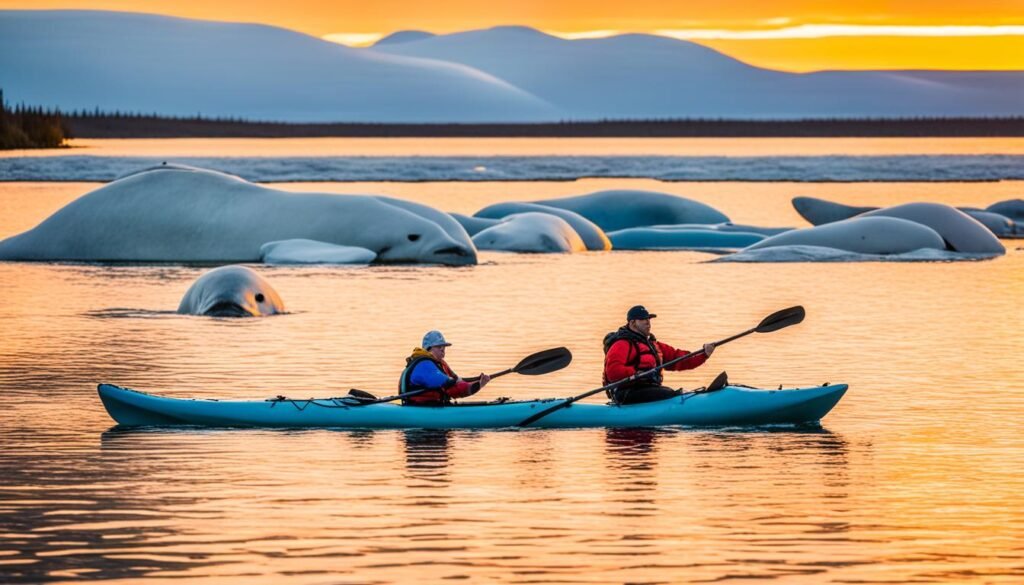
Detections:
[793, 196, 1019, 240]
[743, 216, 947, 255]
[178, 265, 285, 317]
[472, 212, 586, 253]
[860, 203, 1004, 254]
[0, 165, 477, 265]
[532, 190, 730, 231]
[473, 202, 611, 250]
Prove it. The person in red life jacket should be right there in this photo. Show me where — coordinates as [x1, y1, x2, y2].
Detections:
[400, 330, 491, 406]
[603, 305, 715, 404]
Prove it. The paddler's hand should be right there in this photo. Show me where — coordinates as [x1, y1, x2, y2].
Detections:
[703, 342, 716, 357]
[477, 373, 491, 389]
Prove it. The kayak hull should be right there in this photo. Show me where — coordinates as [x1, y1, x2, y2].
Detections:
[97, 383, 847, 429]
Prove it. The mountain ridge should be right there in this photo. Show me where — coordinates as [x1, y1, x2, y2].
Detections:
[2, 10, 1020, 122]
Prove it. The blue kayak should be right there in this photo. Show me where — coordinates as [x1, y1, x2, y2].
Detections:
[97, 382, 847, 429]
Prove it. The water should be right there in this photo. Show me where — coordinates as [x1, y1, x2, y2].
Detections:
[1, 138, 1023, 583]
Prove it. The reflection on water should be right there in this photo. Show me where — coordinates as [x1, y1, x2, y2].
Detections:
[403, 429, 454, 487]
[1, 153, 1023, 582]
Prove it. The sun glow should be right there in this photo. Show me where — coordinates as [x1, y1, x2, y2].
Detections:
[322, 32, 385, 47]
[2, 0, 1021, 70]
[651, 24, 1024, 40]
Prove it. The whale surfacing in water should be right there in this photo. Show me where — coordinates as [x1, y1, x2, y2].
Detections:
[861, 203, 1004, 254]
[473, 202, 611, 251]
[793, 195, 1019, 240]
[0, 166, 476, 265]
[532, 190, 729, 231]
[745, 216, 946, 255]
[178, 265, 285, 317]
[472, 212, 586, 253]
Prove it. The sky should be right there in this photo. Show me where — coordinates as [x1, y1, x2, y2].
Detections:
[3, 0, 1023, 71]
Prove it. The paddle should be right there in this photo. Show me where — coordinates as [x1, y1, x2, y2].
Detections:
[703, 371, 729, 394]
[344, 346, 573, 406]
[516, 306, 805, 427]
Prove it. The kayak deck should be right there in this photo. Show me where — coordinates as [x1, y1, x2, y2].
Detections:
[97, 383, 847, 429]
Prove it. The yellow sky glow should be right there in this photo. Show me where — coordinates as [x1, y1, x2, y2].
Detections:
[2, 1, 1022, 70]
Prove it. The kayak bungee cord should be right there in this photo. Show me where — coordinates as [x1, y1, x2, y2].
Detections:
[268, 396, 359, 410]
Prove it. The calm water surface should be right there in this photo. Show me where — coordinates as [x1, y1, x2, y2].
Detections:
[1, 139, 1022, 583]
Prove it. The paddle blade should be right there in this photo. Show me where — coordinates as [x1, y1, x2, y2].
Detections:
[756, 305, 805, 333]
[348, 389, 378, 400]
[513, 347, 572, 376]
[705, 371, 729, 393]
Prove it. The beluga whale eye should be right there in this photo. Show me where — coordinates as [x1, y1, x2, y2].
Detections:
[255, 293, 265, 303]
[407, 234, 421, 242]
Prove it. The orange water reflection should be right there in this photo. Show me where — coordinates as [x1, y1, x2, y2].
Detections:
[1, 151, 1023, 582]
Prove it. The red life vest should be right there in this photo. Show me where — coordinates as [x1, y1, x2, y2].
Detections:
[602, 327, 665, 391]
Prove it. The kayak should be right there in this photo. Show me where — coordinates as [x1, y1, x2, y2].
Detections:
[97, 382, 847, 429]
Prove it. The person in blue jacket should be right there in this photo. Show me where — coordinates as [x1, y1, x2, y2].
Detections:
[400, 330, 490, 406]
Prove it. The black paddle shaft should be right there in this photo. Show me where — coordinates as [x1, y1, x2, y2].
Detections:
[466, 347, 572, 382]
[516, 306, 805, 427]
[349, 347, 573, 406]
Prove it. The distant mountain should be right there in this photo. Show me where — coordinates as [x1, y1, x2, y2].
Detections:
[371, 25, 1024, 119]
[0, 11, 557, 122]
[373, 30, 436, 46]
[1, 13, 1020, 122]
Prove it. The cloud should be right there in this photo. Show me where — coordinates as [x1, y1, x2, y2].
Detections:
[651, 24, 1024, 40]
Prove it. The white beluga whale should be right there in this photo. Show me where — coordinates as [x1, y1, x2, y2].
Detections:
[178, 265, 285, 317]
[860, 203, 1004, 254]
[744, 216, 947, 255]
[0, 165, 476, 265]
[473, 202, 611, 250]
[472, 212, 586, 253]
[793, 195, 1020, 239]
[259, 239, 377, 265]
[373, 195, 477, 252]
[532, 190, 730, 231]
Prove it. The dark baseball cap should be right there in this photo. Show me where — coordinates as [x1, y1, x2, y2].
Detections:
[627, 305, 657, 320]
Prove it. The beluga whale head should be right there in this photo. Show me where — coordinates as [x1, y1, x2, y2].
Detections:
[372, 224, 477, 266]
[177, 265, 285, 317]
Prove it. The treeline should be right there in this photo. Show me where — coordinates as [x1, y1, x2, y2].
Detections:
[0, 90, 69, 149]
[64, 111, 1024, 138]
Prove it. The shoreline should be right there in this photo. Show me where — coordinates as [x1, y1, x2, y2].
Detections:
[64, 116, 1024, 139]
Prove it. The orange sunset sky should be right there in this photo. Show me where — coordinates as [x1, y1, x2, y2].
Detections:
[3, 0, 1023, 71]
